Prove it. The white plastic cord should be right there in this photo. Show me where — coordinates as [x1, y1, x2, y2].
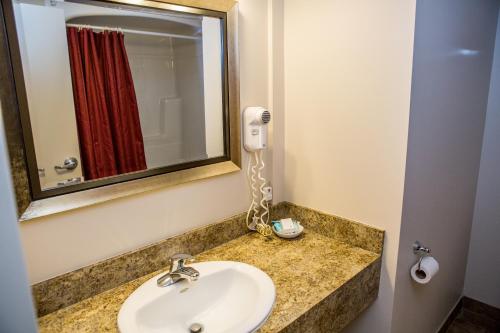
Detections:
[258, 150, 270, 225]
[245, 151, 272, 237]
[252, 152, 260, 221]
[245, 152, 258, 230]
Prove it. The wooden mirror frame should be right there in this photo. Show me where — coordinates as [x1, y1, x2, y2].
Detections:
[0, 0, 239, 221]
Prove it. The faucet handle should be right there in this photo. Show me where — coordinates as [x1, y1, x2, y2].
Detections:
[169, 253, 195, 271]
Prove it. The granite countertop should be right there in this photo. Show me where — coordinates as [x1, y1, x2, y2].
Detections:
[38, 229, 381, 333]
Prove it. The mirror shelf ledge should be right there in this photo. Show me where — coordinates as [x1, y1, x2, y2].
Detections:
[20, 160, 240, 221]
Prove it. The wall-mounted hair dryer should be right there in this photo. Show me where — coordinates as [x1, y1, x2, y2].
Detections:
[243, 107, 272, 236]
[243, 106, 271, 152]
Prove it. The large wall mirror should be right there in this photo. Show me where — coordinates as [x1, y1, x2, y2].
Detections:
[0, 0, 239, 219]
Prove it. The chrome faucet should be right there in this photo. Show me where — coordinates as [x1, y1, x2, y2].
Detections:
[157, 253, 200, 287]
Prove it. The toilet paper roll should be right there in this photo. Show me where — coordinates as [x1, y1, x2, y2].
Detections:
[410, 256, 439, 284]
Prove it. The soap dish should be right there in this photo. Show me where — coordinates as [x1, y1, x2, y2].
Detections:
[272, 222, 304, 239]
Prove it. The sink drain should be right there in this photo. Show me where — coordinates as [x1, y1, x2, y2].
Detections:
[189, 323, 203, 333]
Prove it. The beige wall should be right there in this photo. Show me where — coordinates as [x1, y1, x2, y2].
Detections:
[282, 0, 416, 332]
[19, 0, 275, 284]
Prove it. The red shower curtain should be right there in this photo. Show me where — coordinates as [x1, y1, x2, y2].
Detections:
[66, 27, 147, 180]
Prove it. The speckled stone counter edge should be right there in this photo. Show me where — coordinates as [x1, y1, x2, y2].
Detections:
[279, 258, 382, 333]
[32, 201, 384, 317]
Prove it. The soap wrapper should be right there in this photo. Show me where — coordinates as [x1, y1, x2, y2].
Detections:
[272, 218, 301, 235]
[280, 218, 295, 232]
[272, 219, 304, 239]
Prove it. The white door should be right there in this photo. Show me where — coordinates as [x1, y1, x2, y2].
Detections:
[14, 3, 83, 189]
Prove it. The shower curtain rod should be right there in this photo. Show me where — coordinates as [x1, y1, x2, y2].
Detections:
[66, 23, 200, 40]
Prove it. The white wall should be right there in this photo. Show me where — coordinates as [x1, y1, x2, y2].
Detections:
[174, 37, 207, 161]
[465, 6, 500, 309]
[0, 104, 38, 332]
[19, 0, 275, 284]
[282, 1, 416, 332]
[392, 1, 499, 332]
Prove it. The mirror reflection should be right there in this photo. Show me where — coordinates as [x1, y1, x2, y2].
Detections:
[12, 0, 226, 190]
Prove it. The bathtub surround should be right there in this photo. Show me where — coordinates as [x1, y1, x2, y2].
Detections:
[35, 202, 384, 332]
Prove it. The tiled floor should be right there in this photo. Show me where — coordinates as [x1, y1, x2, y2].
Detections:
[445, 298, 500, 333]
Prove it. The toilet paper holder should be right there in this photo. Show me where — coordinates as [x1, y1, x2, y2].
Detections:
[413, 241, 431, 270]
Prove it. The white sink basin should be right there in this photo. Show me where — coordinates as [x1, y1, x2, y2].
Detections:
[117, 261, 275, 333]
